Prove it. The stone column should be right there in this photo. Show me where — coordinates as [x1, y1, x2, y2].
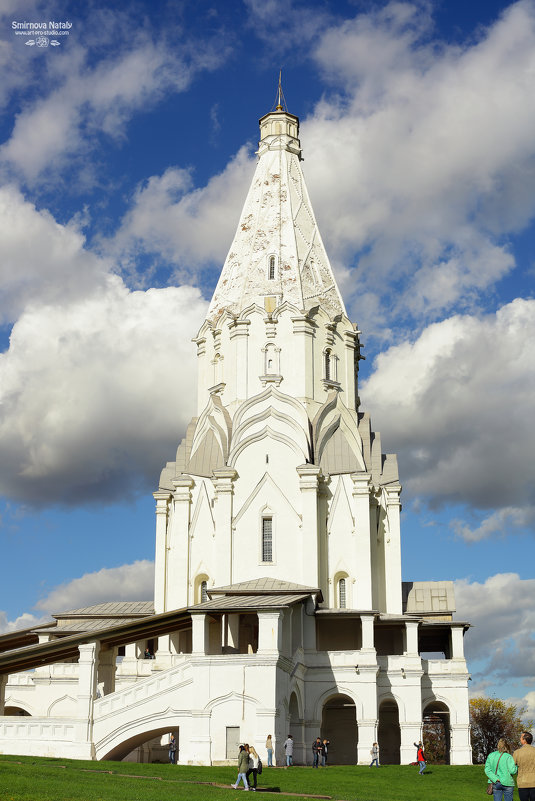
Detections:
[77, 642, 100, 757]
[303, 596, 317, 652]
[97, 646, 116, 696]
[191, 614, 209, 655]
[450, 723, 472, 764]
[0, 674, 7, 714]
[297, 465, 321, 587]
[404, 621, 419, 655]
[361, 614, 375, 651]
[451, 626, 465, 659]
[384, 484, 402, 614]
[153, 490, 171, 614]
[213, 469, 238, 587]
[351, 473, 373, 608]
[400, 722, 423, 764]
[258, 610, 283, 654]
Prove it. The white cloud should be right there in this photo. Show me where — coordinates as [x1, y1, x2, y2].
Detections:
[0, 184, 108, 324]
[455, 573, 535, 683]
[0, 610, 49, 635]
[0, 278, 206, 504]
[34, 560, 154, 614]
[105, 147, 254, 281]
[361, 299, 535, 526]
[452, 507, 534, 543]
[0, 20, 228, 185]
[299, 0, 535, 327]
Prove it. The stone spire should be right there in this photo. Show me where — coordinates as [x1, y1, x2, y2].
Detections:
[207, 89, 346, 322]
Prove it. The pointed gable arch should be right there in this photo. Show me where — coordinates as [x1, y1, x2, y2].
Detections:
[313, 392, 365, 474]
[187, 395, 232, 477]
[233, 471, 301, 528]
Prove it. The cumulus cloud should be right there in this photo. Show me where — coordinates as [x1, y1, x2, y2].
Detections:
[0, 10, 228, 186]
[34, 559, 154, 614]
[105, 147, 254, 283]
[0, 610, 50, 635]
[0, 278, 206, 504]
[456, 573, 535, 684]
[361, 298, 535, 529]
[0, 185, 108, 324]
[299, 0, 535, 329]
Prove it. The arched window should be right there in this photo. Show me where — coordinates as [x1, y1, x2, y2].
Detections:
[268, 255, 276, 280]
[201, 580, 208, 603]
[338, 578, 346, 609]
[262, 517, 273, 562]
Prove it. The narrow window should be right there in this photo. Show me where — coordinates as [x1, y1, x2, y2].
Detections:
[201, 580, 208, 603]
[262, 518, 273, 562]
[325, 350, 331, 381]
[339, 578, 346, 609]
[268, 256, 276, 280]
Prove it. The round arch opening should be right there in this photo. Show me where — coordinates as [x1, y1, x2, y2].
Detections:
[321, 694, 357, 764]
[423, 700, 450, 764]
[378, 699, 400, 764]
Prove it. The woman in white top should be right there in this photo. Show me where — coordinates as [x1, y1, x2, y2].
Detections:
[246, 745, 259, 791]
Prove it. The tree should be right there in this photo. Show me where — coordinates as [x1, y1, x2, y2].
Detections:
[423, 714, 448, 764]
[470, 697, 530, 764]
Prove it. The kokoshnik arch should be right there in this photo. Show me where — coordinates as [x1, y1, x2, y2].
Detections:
[0, 91, 472, 766]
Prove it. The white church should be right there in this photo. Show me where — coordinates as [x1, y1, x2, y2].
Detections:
[0, 93, 472, 766]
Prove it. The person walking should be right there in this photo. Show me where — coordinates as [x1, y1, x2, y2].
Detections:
[414, 741, 426, 775]
[284, 734, 294, 766]
[231, 745, 250, 790]
[369, 742, 379, 767]
[266, 734, 273, 767]
[168, 733, 177, 764]
[485, 738, 517, 801]
[312, 737, 321, 768]
[321, 739, 330, 767]
[246, 745, 260, 791]
[514, 731, 535, 801]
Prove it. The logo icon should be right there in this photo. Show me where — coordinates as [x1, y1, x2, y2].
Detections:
[25, 40, 35, 46]
[35, 36, 48, 47]
[50, 40, 60, 46]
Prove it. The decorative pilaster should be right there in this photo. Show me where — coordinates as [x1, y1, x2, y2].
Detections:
[213, 468, 238, 587]
[384, 484, 402, 614]
[291, 315, 315, 399]
[361, 614, 376, 651]
[153, 490, 171, 615]
[229, 319, 250, 401]
[297, 465, 321, 587]
[0, 674, 6, 714]
[167, 477, 194, 610]
[343, 329, 359, 411]
[350, 473, 373, 608]
[77, 642, 99, 756]
[404, 621, 419, 655]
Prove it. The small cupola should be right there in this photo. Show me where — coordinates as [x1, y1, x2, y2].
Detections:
[258, 74, 301, 158]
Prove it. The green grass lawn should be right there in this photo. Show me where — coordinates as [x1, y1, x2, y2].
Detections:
[0, 756, 487, 801]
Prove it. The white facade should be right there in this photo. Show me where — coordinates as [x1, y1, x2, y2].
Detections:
[0, 99, 472, 766]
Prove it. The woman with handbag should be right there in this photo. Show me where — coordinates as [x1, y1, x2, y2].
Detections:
[485, 739, 518, 801]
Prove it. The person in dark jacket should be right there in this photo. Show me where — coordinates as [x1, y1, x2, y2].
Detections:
[321, 739, 330, 767]
[312, 737, 321, 768]
[231, 745, 249, 790]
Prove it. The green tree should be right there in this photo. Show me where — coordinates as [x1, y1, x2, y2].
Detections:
[470, 697, 530, 763]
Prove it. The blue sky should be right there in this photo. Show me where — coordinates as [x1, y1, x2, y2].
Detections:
[0, 0, 534, 718]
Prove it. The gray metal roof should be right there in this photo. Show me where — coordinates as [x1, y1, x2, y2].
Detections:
[208, 578, 321, 596]
[54, 601, 154, 618]
[190, 593, 310, 612]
